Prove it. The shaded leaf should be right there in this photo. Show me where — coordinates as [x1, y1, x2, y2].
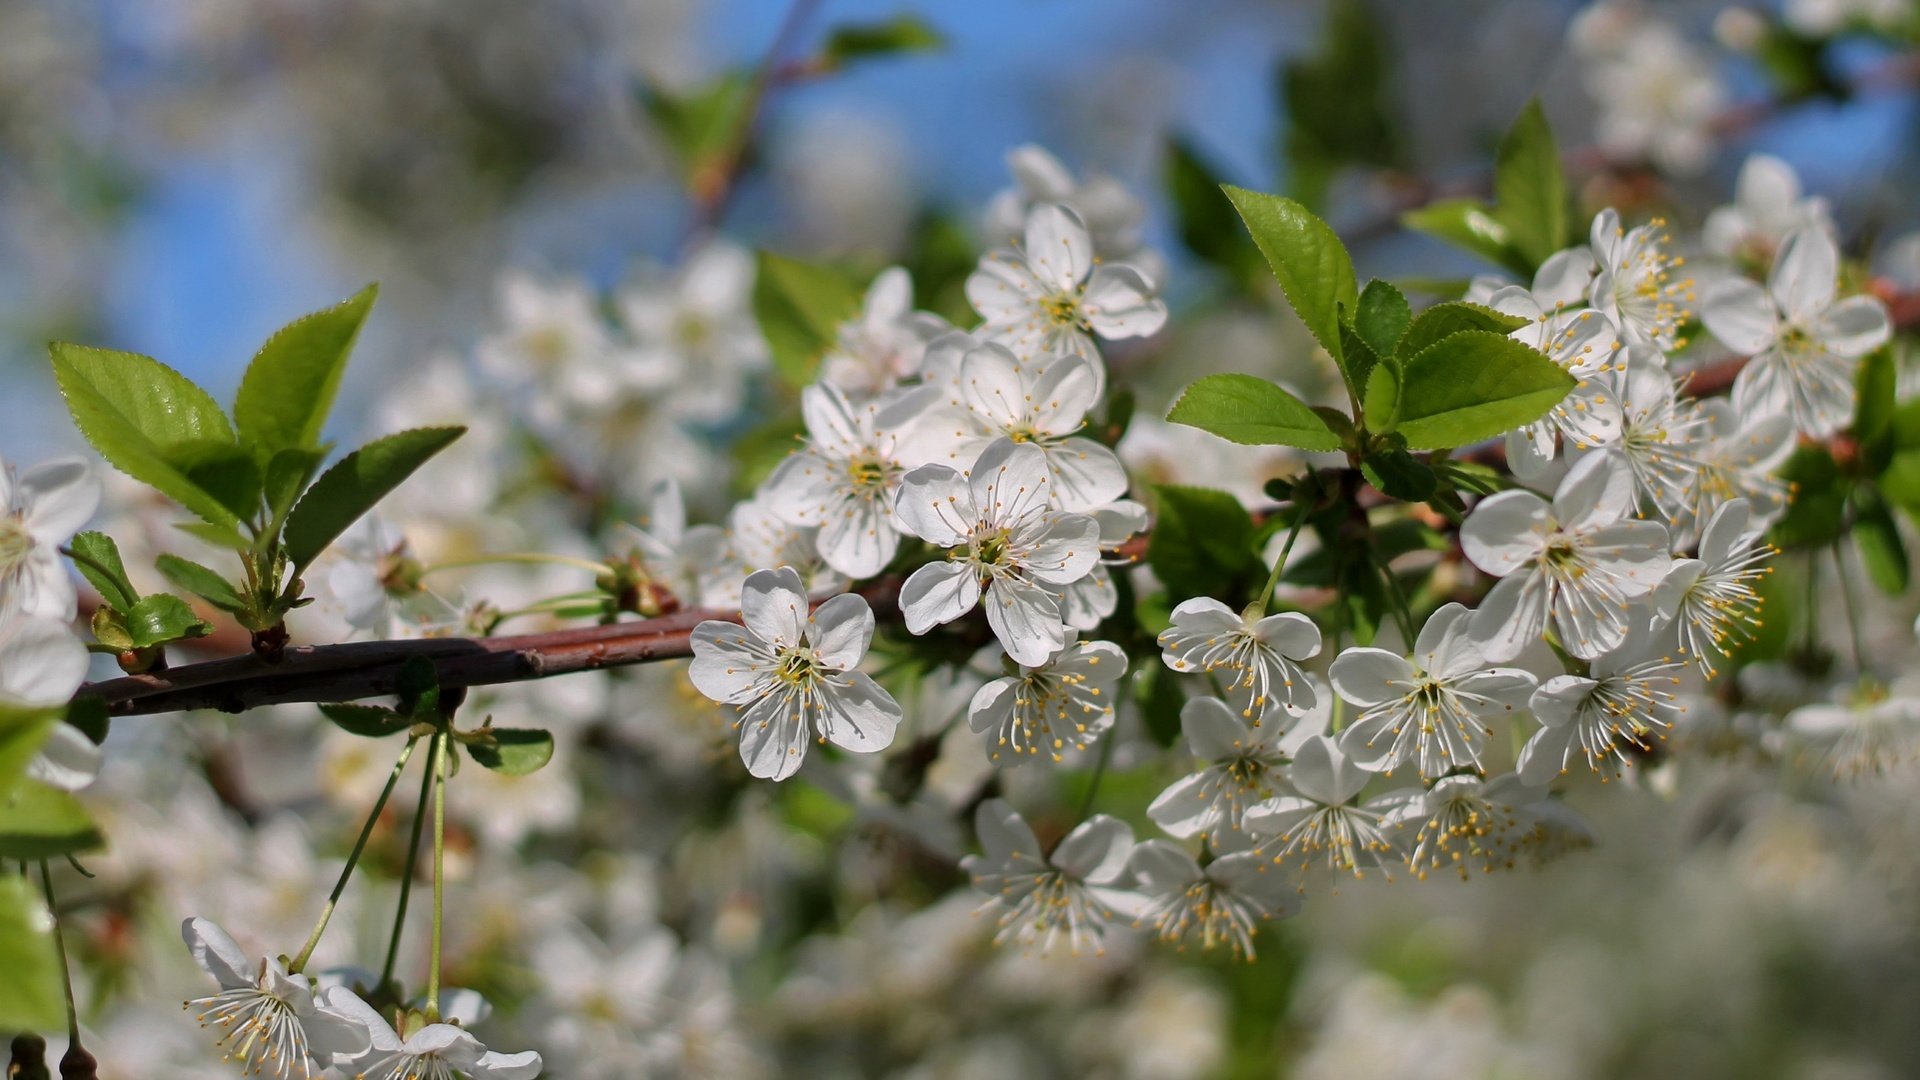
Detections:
[283, 427, 465, 571]
[67, 531, 137, 611]
[1148, 485, 1260, 599]
[155, 554, 249, 616]
[1391, 331, 1574, 450]
[1491, 99, 1569, 269]
[466, 728, 555, 775]
[753, 252, 868, 385]
[124, 594, 213, 649]
[0, 876, 64, 1030]
[0, 780, 104, 860]
[320, 704, 415, 739]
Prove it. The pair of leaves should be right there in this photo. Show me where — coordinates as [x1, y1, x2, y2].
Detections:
[69, 532, 213, 651]
[321, 662, 553, 776]
[1402, 99, 1570, 277]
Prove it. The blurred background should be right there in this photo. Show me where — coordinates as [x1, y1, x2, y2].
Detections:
[7, 1, 1920, 1077]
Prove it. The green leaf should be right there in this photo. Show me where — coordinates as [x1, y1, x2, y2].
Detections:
[0, 704, 58, 800]
[1853, 488, 1909, 594]
[124, 594, 213, 649]
[48, 342, 245, 530]
[1491, 99, 1569, 269]
[1354, 279, 1411, 365]
[64, 698, 109, 746]
[155, 554, 250, 615]
[67, 531, 138, 611]
[752, 252, 868, 385]
[1222, 185, 1358, 367]
[234, 285, 378, 457]
[820, 14, 944, 66]
[263, 447, 329, 534]
[466, 728, 555, 775]
[1280, 0, 1400, 211]
[1148, 485, 1260, 599]
[172, 439, 263, 521]
[638, 70, 753, 188]
[0, 875, 64, 1030]
[1391, 331, 1575, 450]
[282, 427, 465, 571]
[1400, 199, 1529, 278]
[1362, 446, 1437, 502]
[1166, 374, 1343, 451]
[1166, 138, 1259, 283]
[1397, 302, 1530, 360]
[1772, 448, 1851, 548]
[320, 704, 415, 739]
[1362, 362, 1399, 432]
[0, 780, 104, 860]
[1134, 664, 1185, 748]
[1855, 347, 1896, 472]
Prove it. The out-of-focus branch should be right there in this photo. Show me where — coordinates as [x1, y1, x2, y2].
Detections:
[683, 0, 824, 238]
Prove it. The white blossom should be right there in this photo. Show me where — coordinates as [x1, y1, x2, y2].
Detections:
[1127, 841, 1300, 960]
[763, 382, 933, 579]
[1156, 597, 1321, 720]
[688, 567, 901, 781]
[1654, 498, 1775, 676]
[961, 798, 1138, 954]
[1380, 773, 1557, 879]
[1331, 603, 1538, 779]
[0, 455, 98, 619]
[1518, 639, 1685, 783]
[1702, 154, 1835, 263]
[1704, 226, 1893, 438]
[180, 917, 371, 1079]
[967, 635, 1127, 765]
[0, 614, 98, 791]
[321, 987, 542, 1080]
[1146, 693, 1326, 850]
[894, 438, 1100, 666]
[1463, 454, 1672, 661]
[1244, 735, 1403, 877]
[818, 266, 949, 399]
[1588, 208, 1696, 351]
[966, 203, 1166, 371]
[617, 240, 768, 423]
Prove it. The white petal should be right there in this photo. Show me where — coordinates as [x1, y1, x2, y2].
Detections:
[899, 561, 980, 634]
[970, 439, 1054, 526]
[1470, 573, 1548, 662]
[473, 1050, 545, 1080]
[1051, 813, 1134, 883]
[1816, 294, 1892, 358]
[1145, 773, 1219, 840]
[688, 622, 769, 704]
[1252, 611, 1321, 661]
[1028, 355, 1101, 436]
[973, 797, 1040, 862]
[26, 724, 100, 792]
[893, 464, 975, 548]
[738, 567, 807, 648]
[1329, 648, 1415, 708]
[805, 593, 874, 670]
[959, 342, 1031, 431]
[1180, 696, 1253, 760]
[816, 672, 901, 754]
[965, 255, 1046, 325]
[1081, 265, 1167, 340]
[1702, 276, 1779, 354]
[984, 577, 1068, 666]
[1127, 837, 1203, 892]
[1770, 227, 1837, 322]
[1024, 203, 1094, 291]
[736, 692, 811, 780]
[181, 917, 256, 990]
[1460, 490, 1548, 575]
[0, 616, 88, 706]
[1516, 722, 1580, 785]
[1552, 452, 1635, 528]
[816, 495, 899, 579]
[19, 459, 99, 540]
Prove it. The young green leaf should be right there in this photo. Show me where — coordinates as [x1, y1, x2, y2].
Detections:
[466, 727, 556, 775]
[320, 703, 416, 739]
[1400, 199, 1529, 278]
[1221, 185, 1358, 366]
[234, 285, 378, 457]
[753, 252, 868, 385]
[1362, 362, 1400, 432]
[155, 554, 250, 615]
[67, 531, 138, 611]
[0, 779, 105, 860]
[0, 875, 64, 1030]
[1852, 489, 1908, 594]
[1854, 346, 1896, 472]
[1361, 447, 1437, 502]
[1166, 374, 1343, 451]
[1148, 485, 1260, 599]
[282, 426, 465, 571]
[49, 343, 245, 530]
[1391, 331, 1575, 450]
[124, 594, 214, 649]
[820, 14, 944, 67]
[1354, 279, 1411, 363]
[1397, 301, 1531, 360]
[1772, 448, 1852, 548]
[1491, 99, 1569, 269]
[638, 70, 754, 188]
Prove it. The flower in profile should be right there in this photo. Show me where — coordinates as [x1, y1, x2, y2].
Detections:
[1583, 344, 1703, 526]
[1679, 398, 1794, 545]
[1331, 603, 1538, 779]
[1127, 841, 1300, 960]
[1156, 598, 1321, 721]
[967, 203, 1166, 370]
[1704, 226, 1892, 438]
[962, 798, 1138, 954]
[1588, 208, 1696, 350]
[894, 438, 1100, 666]
[321, 987, 542, 1080]
[179, 917, 370, 1079]
[688, 567, 902, 781]
[1519, 639, 1685, 783]
[0, 455, 99, 619]
[1382, 773, 1554, 880]
[1244, 735, 1403, 877]
[1654, 498, 1774, 676]
[1702, 154, 1834, 265]
[763, 382, 932, 579]
[967, 636, 1128, 765]
[1784, 680, 1920, 781]
[0, 614, 99, 791]
[1462, 454, 1672, 661]
[1146, 694, 1325, 849]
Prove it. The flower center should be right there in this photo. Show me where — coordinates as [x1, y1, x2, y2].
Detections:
[0, 515, 28, 574]
[845, 453, 889, 490]
[971, 527, 1015, 569]
[775, 646, 825, 689]
[1041, 292, 1085, 328]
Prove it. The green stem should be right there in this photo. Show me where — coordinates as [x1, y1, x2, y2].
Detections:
[416, 552, 612, 581]
[1075, 731, 1117, 820]
[1833, 543, 1867, 671]
[378, 739, 437, 994]
[289, 738, 419, 973]
[1375, 554, 1419, 646]
[425, 732, 449, 1021]
[1247, 502, 1312, 619]
[39, 861, 80, 1046]
[1802, 550, 1820, 657]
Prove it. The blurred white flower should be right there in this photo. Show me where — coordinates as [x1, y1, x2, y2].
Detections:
[818, 267, 948, 399]
[1681, 398, 1795, 541]
[1126, 841, 1299, 959]
[1654, 498, 1774, 675]
[0, 455, 97, 619]
[1147, 692, 1326, 850]
[1703, 154, 1835, 264]
[1786, 683, 1920, 780]
[688, 567, 901, 781]
[962, 798, 1138, 954]
[1704, 226, 1892, 438]
[985, 144, 1150, 272]
[1588, 208, 1696, 351]
[1519, 639, 1685, 783]
[0, 613, 97, 790]
[322, 986, 542, 1080]
[895, 438, 1100, 666]
[1244, 734, 1402, 876]
[1382, 772, 1554, 879]
[618, 240, 768, 424]
[1572, 6, 1726, 174]
[1463, 454, 1672, 661]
